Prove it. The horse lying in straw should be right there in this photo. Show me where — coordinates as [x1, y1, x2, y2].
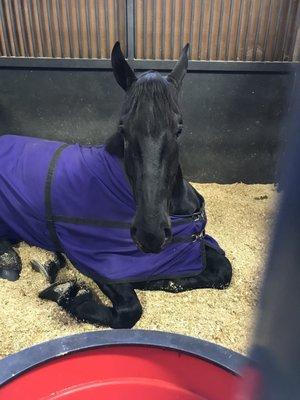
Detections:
[0, 43, 232, 328]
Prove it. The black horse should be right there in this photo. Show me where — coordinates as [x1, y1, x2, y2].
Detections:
[0, 43, 232, 328]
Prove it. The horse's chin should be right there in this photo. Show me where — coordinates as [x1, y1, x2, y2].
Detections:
[134, 238, 170, 254]
[135, 240, 160, 254]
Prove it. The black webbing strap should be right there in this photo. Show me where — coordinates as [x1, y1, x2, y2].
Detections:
[53, 215, 132, 229]
[45, 144, 69, 252]
[53, 215, 205, 244]
[52, 214, 203, 230]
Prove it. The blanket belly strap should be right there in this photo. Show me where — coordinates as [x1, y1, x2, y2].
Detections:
[51, 214, 205, 244]
[45, 144, 69, 252]
[52, 210, 205, 229]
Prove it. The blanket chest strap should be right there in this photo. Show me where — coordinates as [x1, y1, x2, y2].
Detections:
[45, 144, 69, 252]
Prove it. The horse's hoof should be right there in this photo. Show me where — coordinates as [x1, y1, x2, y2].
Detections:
[39, 280, 79, 305]
[0, 249, 22, 281]
[0, 267, 20, 281]
[31, 253, 66, 283]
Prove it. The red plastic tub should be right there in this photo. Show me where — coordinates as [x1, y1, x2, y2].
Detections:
[0, 330, 247, 400]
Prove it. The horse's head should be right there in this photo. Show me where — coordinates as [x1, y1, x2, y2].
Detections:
[111, 42, 189, 253]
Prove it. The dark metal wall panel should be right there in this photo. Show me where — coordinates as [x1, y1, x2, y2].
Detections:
[134, 0, 300, 61]
[0, 64, 294, 183]
[0, 0, 127, 58]
[179, 69, 292, 182]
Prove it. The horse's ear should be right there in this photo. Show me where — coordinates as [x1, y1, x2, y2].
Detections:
[167, 43, 189, 88]
[111, 42, 137, 91]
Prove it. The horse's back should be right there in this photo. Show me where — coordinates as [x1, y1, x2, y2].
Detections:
[0, 135, 64, 248]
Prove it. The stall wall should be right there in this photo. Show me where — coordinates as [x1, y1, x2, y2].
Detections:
[0, 0, 299, 183]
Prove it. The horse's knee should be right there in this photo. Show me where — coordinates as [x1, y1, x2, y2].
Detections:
[96, 282, 143, 329]
[111, 300, 143, 329]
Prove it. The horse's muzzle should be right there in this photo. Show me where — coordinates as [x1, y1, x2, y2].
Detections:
[130, 226, 172, 254]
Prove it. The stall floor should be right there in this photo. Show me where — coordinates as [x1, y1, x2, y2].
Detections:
[0, 183, 277, 358]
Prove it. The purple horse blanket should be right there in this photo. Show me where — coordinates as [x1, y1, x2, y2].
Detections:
[0, 134, 224, 283]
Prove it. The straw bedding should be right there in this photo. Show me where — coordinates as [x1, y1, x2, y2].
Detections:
[0, 183, 277, 358]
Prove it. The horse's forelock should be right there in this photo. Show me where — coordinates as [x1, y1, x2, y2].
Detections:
[122, 71, 180, 127]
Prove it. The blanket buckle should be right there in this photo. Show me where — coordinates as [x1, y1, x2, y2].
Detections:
[192, 230, 205, 242]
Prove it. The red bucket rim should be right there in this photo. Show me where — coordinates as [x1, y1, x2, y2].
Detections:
[0, 329, 248, 386]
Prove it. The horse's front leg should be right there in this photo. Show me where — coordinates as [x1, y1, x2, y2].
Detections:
[67, 281, 142, 329]
[40, 279, 142, 329]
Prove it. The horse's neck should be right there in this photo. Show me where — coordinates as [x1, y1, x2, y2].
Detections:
[170, 166, 203, 215]
[105, 132, 202, 215]
[106, 131, 124, 158]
